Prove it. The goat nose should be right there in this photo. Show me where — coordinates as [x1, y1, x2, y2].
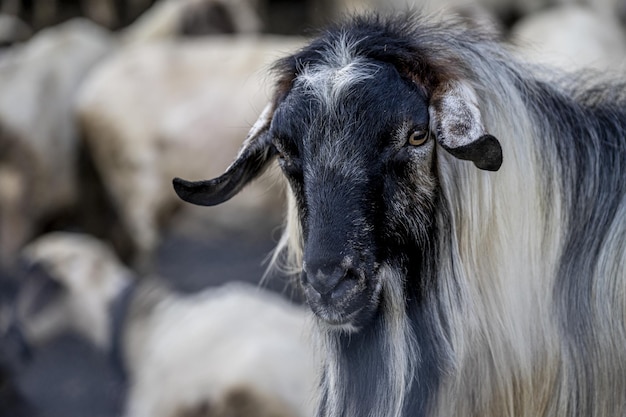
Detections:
[303, 260, 355, 298]
[308, 269, 343, 296]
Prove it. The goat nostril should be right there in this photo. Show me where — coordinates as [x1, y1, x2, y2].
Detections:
[309, 277, 338, 296]
[329, 278, 357, 301]
[306, 267, 359, 299]
[307, 268, 344, 296]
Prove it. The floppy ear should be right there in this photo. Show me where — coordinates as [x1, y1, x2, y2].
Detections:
[173, 104, 277, 206]
[429, 80, 503, 171]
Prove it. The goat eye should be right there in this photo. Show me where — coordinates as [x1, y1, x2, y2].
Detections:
[407, 129, 429, 146]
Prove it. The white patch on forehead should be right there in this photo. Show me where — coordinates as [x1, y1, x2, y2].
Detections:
[292, 34, 386, 182]
[296, 34, 381, 107]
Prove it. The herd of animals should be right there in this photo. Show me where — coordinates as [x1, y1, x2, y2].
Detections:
[1, 0, 626, 416]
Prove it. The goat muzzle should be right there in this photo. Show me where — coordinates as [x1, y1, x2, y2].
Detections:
[301, 256, 378, 328]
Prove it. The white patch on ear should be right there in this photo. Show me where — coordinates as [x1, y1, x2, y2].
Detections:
[428, 80, 487, 149]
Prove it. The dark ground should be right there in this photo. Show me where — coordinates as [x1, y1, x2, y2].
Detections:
[3, 229, 299, 417]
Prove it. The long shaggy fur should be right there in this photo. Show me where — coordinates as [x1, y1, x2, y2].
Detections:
[170, 12, 626, 417]
[271, 14, 626, 417]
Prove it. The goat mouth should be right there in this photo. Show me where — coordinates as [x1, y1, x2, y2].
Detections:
[309, 300, 364, 326]
[316, 309, 368, 333]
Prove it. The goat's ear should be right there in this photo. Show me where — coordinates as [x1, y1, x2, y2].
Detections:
[429, 80, 503, 171]
[173, 104, 277, 206]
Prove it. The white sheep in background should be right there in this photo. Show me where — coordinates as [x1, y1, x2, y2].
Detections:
[18, 232, 317, 417]
[0, 19, 114, 269]
[511, 5, 626, 72]
[122, 0, 262, 45]
[75, 36, 303, 269]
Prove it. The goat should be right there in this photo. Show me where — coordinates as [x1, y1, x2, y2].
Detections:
[18, 232, 316, 417]
[173, 13, 626, 417]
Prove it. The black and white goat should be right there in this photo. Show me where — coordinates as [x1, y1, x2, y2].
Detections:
[173, 13, 626, 417]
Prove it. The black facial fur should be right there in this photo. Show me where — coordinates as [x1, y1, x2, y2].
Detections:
[270, 52, 438, 327]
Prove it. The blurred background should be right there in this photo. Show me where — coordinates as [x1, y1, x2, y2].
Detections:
[0, 0, 624, 416]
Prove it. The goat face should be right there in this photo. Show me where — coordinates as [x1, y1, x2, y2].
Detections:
[268, 61, 439, 328]
[173, 25, 502, 330]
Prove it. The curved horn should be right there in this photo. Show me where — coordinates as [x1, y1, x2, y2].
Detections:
[173, 103, 277, 206]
